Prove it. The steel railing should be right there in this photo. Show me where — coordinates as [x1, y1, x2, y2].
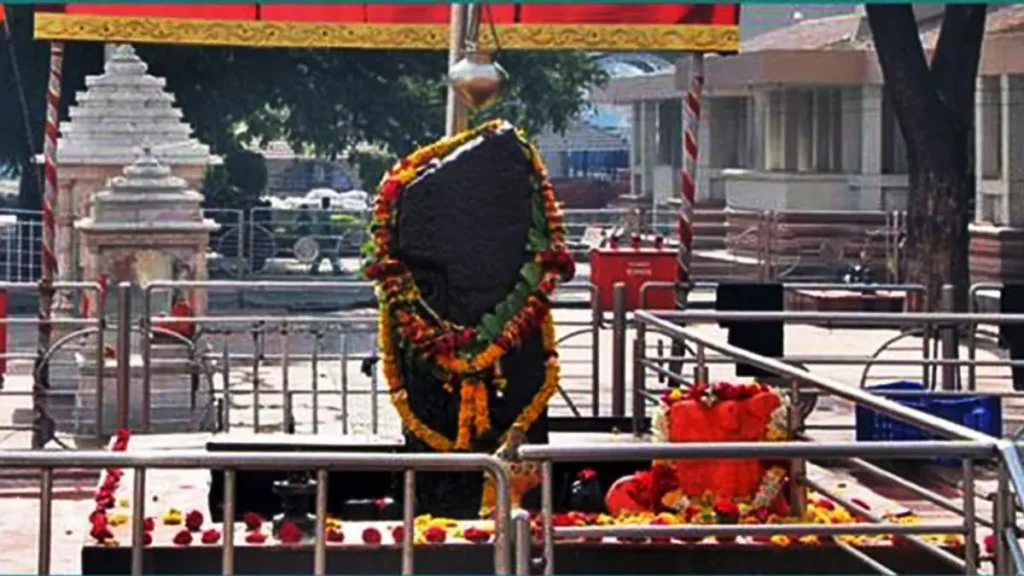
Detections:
[9, 449, 511, 576]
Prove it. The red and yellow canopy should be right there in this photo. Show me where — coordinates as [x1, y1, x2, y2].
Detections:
[33, 4, 739, 52]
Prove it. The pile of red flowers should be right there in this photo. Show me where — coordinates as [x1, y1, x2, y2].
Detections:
[89, 429, 131, 544]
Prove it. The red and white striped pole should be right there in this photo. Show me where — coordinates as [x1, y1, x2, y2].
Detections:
[34, 40, 63, 448]
[41, 41, 63, 292]
[676, 53, 705, 309]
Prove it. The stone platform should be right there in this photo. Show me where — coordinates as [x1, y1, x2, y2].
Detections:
[77, 432, 965, 575]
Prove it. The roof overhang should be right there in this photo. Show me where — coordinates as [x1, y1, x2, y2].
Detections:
[981, 32, 1024, 75]
[34, 4, 740, 52]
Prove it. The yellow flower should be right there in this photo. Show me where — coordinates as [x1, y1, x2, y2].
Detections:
[162, 508, 183, 526]
[101, 538, 120, 548]
[769, 535, 791, 547]
[117, 497, 130, 508]
[326, 518, 342, 529]
[107, 513, 128, 527]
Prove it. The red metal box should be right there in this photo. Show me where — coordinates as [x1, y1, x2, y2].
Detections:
[589, 247, 677, 312]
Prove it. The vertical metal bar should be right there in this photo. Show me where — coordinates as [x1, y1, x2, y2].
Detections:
[340, 333, 349, 434]
[251, 323, 261, 432]
[116, 282, 131, 432]
[694, 342, 708, 386]
[787, 375, 807, 517]
[221, 342, 231, 432]
[921, 321, 931, 389]
[492, 464, 513, 576]
[370, 330, 379, 434]
[311, 331, 321, 435]
[514, 509, 531, 575]
[222, 469, 236, 575]
[541, 461, 554, 575]
[94, 286, 107, 440]
[401, 470, 415, 575]
[281, 324, 293, 433]
[994, 463, 1010, 576]
[235, 210, 245, 280]
[130, 467, 146, 575]
[961, 459, 977, 575]
[590, 285, 601, 417]
[313, 469, 328, 576]
[37, 468, 52, 575]
[631, 322, 646, 438]
[940, 284, 958, 391]
[967, 312, 977, 391]
[611, 283, 627, 417]
[140, 287, 152, 433]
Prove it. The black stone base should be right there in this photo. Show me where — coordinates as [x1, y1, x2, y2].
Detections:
[207, 418, 649, 522]
[82, 541, 962, 575]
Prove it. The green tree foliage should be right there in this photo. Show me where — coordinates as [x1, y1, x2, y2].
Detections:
[350, 149, 397, 191]
[1, 6, 607, 208]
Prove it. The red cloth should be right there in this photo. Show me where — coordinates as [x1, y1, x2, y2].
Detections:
[60, 4, 739, 26]
[668, 393, 780, 500]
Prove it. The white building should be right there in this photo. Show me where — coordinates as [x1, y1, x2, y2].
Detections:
[596, 5, 1024, 280]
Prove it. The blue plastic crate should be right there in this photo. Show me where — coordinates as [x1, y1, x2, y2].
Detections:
[855, 380, 1002, 466]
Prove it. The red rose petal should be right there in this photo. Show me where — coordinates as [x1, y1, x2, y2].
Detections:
[463, 527, 492, 543]
[90, 525, 113, 542]
[142, 532, 152, 546]
[185, 510, 204, 532]
[243, 512, 264, 531]
[362, 527, 382, 545]
[423, 526, 446, 544]
[201, 529, 221, 544]
[172, 529, 193, 546]
[390, 526, 404, 543]
[143, 517, 155, 532]
[245, 531, 268, 544]
[278, 521, 303, 544]
[326, 528, 345, 543]
[984, 533, 997, 555]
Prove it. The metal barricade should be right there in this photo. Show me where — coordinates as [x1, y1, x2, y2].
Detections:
[14, 449, 511, 576]
[0, 281, 108, 448]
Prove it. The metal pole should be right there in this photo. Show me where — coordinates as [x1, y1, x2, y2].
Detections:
[401, 470, 415, 575]
[140, 287, 152, 433]
[611, 283, 626, 417]
[514, 509, 531, 575]
[281, 324, 293, 433]
[590, 286, 601, 417]
[541, 461, 554, 574]
[631, 321, 647, 437]
[116, 282, 131, 432]
[961, 459, 977, 575]
[994, 463, 1010, 575]
[445, 4, 468, 136]
[221, 469, 236, 575]
[130, 468, 146, 575]
[37, 468, 52, 575]
[940, 284, 959, 391]
[313, 469, 328, 576]
[94, 286, 107, 440]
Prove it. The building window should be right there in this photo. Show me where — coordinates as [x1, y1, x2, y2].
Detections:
[979, 75, 1002, 180]
[811, 88, 844, 174]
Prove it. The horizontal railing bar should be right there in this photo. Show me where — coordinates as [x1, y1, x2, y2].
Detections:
[650, 355, 1024, 368]
[0, 450, 500, 471]
[518, 441, 994, 462]
[646, 310, 1024, 324]
[552, 522, 965, 539]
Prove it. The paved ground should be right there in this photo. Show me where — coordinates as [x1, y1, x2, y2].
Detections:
[0, 304, 1018, 573]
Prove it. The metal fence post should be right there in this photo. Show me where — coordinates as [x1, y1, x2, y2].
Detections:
[631, 321, 647, 437]
[116, 282, 132, 432]
[611, 283, 627, 417]
[590, 284, 601, 417]
[940, 284, 959, 391]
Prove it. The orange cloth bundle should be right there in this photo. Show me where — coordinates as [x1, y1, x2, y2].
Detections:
[667, 388, 780, 500]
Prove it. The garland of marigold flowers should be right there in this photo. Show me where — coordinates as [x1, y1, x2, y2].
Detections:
[366, 120, 571, 451]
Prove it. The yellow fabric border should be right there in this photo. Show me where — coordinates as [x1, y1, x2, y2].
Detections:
[34, 13, 739, 52]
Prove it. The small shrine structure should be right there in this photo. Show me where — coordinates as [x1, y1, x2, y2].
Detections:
[56, 44, 216, 289]
[55, 150, 219, 436]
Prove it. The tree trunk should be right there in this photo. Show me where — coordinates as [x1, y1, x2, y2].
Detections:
[867, 5, 986, 311]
